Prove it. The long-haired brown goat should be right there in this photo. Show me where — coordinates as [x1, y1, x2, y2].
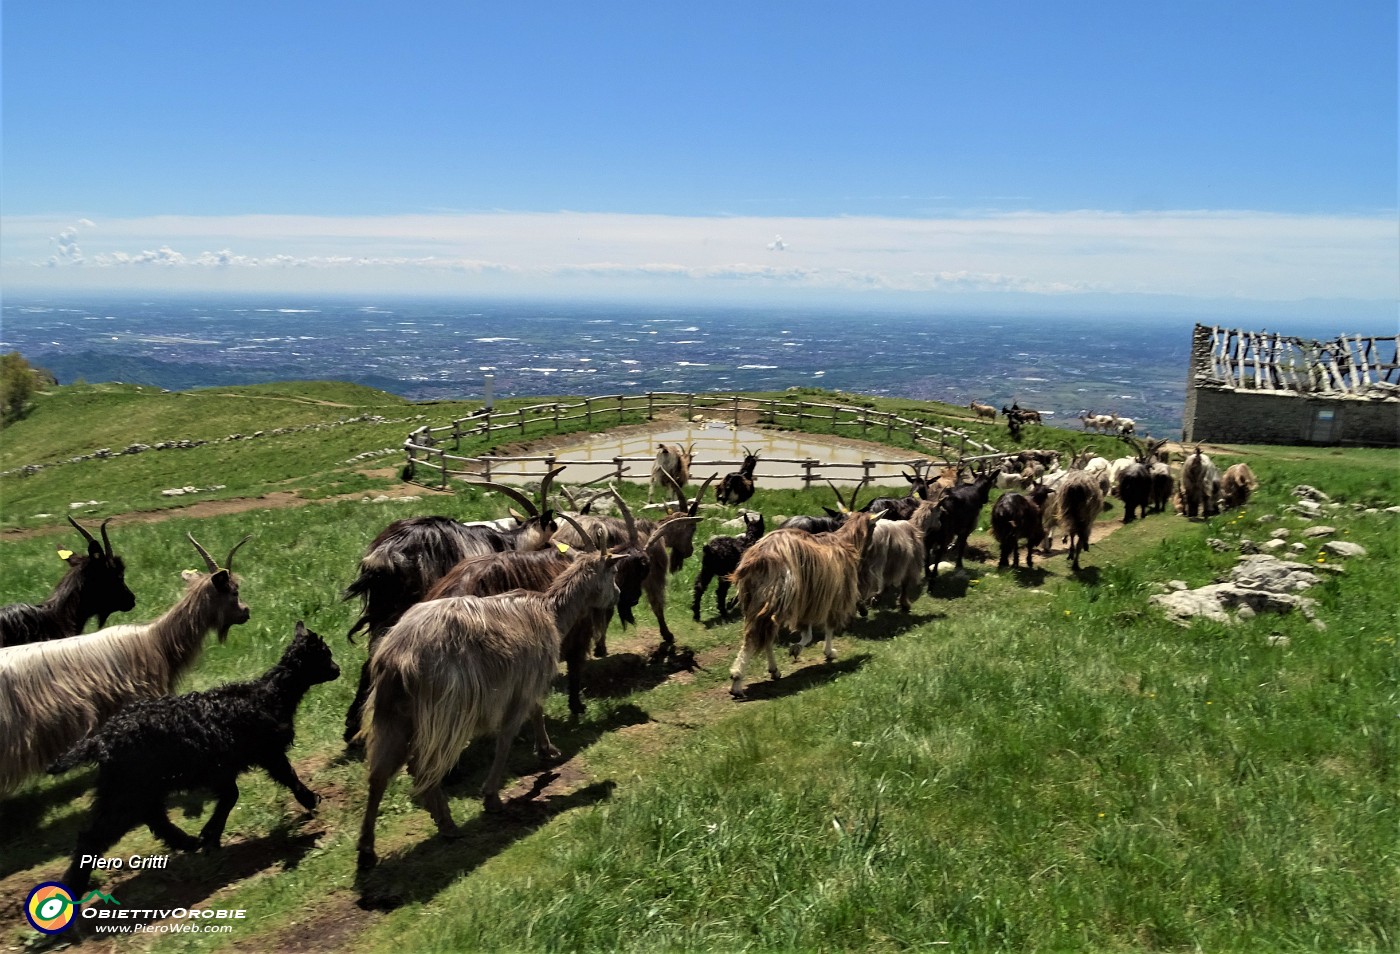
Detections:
[727, 509, 882, 698]
[1040, 470, 1103, 571]
[648, 442, 694, 503]
[0, 534, 250, 793]
[553, 477, 711, 648]
[1218, 462, 1259, 510]
[355, 525, 621, 871]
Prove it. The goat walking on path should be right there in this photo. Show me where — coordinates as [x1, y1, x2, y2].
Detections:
[355, 532, 621, 870]
[51, 622, 338, 902]
[728, 510, 881, 698]
[0, 534, 251, 794]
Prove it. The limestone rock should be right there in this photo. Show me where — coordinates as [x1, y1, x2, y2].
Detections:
[1323, 540, 1367, 557]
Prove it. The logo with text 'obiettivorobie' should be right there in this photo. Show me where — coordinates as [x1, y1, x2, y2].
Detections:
[24, 883, 118, 935]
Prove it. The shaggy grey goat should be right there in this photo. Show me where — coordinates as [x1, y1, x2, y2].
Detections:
[51, 621, 338, 903]
[355, 530, 622, 870]
[341, 472, 561, 744]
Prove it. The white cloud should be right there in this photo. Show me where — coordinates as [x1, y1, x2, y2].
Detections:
[5, 208, 1397, 307]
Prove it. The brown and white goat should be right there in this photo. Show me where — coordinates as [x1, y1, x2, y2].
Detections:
[969, 401, 997, 420]
[1218, 463, 1259, 510]
[727, 510, 882, 698]
[0, 517, 136, 648]
[355, 535, 622, 870]
[1040, 470, 1103, 570]
[649, 442, 694, 503]
[0, 534, 250, 793]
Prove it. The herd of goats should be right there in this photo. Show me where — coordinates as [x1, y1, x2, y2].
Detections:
[0, 431, 1260, 892]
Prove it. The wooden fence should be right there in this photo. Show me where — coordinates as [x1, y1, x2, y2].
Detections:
[400, 392, 1006, 492]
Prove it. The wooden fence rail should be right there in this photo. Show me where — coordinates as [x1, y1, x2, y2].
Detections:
[400, 392, 1005, 491]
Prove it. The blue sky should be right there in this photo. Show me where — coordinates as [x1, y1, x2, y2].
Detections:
[3, 2, 1396, 316]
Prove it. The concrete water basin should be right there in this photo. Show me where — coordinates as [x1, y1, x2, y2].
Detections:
[475, 421, 936, 490]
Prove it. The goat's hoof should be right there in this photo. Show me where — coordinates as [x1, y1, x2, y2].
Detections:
[296, 788, 320, 811]
[824, 652, 837, 663]
[729, 688, 747, 700]
[539, 745, 563, 763]
[356, 848, 378, 871]
[482, 794, 504, 814]
[198, 835, 222, 853]
[767, 668, 781, 681]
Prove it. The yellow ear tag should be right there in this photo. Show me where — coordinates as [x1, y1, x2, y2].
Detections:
[57, 549, 74, 560]
[555, 542, 571, 553]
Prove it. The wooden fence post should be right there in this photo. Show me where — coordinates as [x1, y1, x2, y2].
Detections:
[553, 402, 560, 431]
[451, 418, 462, 450]
[617, 395, 625, 424]
[686, 393, 694, 420]
[614, 456, 625, 483]
[732, 394, 740, 426]
[647, 393, 655, 420]
[438, 449, 448, 490]
[482, 456, 492, 482]
[885, 412, 893, 440]
[802, 459, 815, 490]
[586, 397, 593, 428]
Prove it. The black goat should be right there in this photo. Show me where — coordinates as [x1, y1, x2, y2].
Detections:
[715, 448, 760, 505]
[777, 479, 867, 533]
[861, 471, 934, 521]
[692, 511, 765, 622]
[928, 467, 999, 574]
[51, 621, 339, 903]
[0, 517, 136, 648]
[1116, 438, 1168, 523]
[991, 485, 1053, 569]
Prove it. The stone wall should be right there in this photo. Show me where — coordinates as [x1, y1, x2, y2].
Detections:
[1182, 323, 1400, 447]
[1184, 385, 1400, 446]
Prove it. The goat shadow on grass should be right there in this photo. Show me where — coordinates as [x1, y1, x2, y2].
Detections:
[442, 703, 651, 791]
[355, 779, 617, 911]
[1001, 565, 1050, 588]
[1069, 565, 1103, 586]
[846, 612, 943, 642]
[565, 644, 701, 704]
[0, 772, 98, 880]
[57, 820, 320, 935]
[927, 571, 982, 600]
[733, 653, 871, 704]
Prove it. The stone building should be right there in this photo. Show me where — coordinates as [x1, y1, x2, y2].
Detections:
[1182, 324, 1400, 446]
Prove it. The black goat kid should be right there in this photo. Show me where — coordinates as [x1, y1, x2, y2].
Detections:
[51, 622, 339, 902]
[0, 517, 135, 648]
[692, 511, 765, 621]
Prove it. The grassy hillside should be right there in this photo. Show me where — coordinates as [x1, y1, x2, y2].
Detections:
[0, 383, 1395, 953]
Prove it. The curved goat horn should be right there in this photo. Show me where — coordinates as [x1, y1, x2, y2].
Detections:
[68, 516, 99, 549]
[187, 533, 220, 573]
[608, 486, 639, 547]
[225, 535, 252, 573]
[465, 479, 540, 517]
[823, 478, 850, 513]
[557, 514, 597, 551]
[538, 466, 565, 511]
[848, 477, 869, 514]
[99, 518, 114, 557]
[688, 473, 716, 516]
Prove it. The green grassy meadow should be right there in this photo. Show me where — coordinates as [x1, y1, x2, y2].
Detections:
[0, 383, 1395, 953]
